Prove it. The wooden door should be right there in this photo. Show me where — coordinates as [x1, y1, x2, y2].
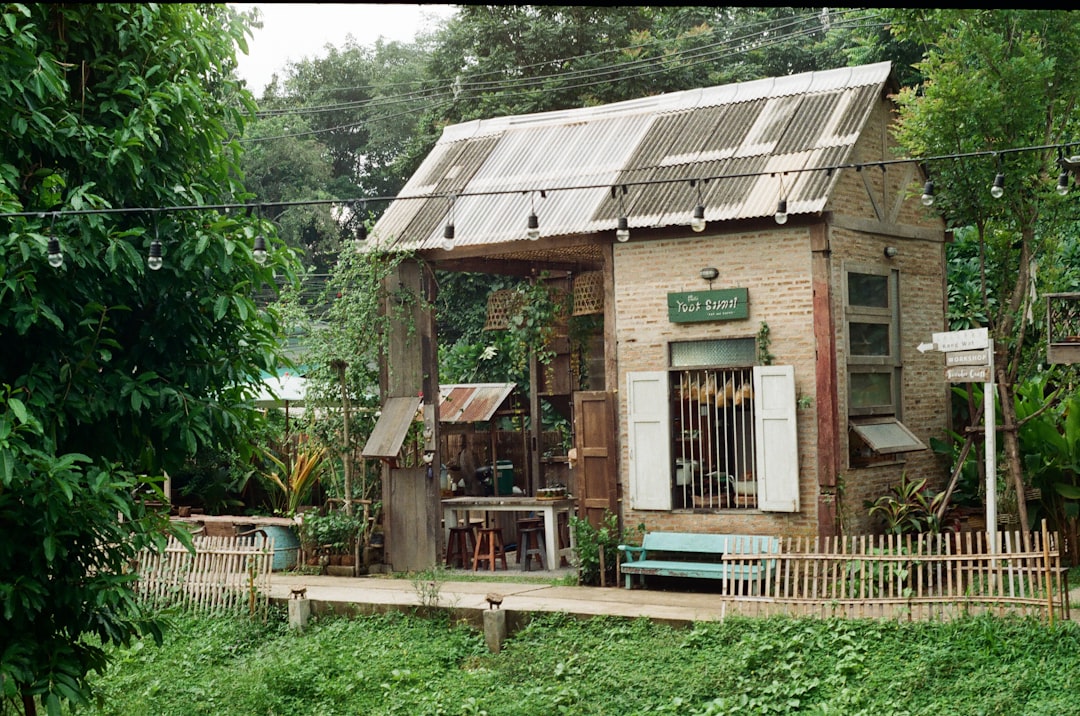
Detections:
[573, 391, 618, 528]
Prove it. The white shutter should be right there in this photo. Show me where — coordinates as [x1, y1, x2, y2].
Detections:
[627, 371, 672, 511]
[753, 365, 799, 512]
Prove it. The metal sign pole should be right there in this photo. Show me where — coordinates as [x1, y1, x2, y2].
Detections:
[984, 339, 996, 555]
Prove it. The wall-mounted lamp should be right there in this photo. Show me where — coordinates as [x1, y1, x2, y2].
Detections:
[699, 267, 719, 283]
[884, 246, 898, 259]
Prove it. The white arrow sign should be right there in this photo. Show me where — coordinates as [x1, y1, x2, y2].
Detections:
[918, 327, 990, 353]
[933, 327, 989, 353]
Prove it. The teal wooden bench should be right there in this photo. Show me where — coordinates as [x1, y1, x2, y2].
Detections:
[618, 532, 780, 592]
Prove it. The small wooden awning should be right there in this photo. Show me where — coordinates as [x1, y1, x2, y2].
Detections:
[361, 396, 422, 459]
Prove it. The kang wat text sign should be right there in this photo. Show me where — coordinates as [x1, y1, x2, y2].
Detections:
[668, 288, 749, 323]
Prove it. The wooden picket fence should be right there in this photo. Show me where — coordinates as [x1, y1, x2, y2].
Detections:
[136, 534, 274, 619]
[680, 526, 1069, 623]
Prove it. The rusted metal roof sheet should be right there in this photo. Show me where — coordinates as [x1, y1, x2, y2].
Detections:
[370, 62, 892, 252]
[437, 383, 517, 424]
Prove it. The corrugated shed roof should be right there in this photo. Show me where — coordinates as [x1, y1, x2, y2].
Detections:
[437, 383, 517, 424]
[371, 62, 892, 252]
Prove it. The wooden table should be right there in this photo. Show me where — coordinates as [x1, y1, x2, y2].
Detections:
[441, 496, 576, 569]
[170, 514, 300, 536]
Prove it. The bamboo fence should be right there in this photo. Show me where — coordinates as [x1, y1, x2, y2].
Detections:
[136, 534, 274, 619]
[625, 525, 1069, 623]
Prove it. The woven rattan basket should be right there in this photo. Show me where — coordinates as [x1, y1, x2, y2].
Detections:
[483, 289, 523, 330]
[572, 271, 604, 315]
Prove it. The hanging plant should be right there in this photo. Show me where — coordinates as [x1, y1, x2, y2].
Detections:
[504, 273, 571, 372]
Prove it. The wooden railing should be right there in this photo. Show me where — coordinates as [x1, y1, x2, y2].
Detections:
[651, 527, 1068, 623]
[136, 534, 274, 618]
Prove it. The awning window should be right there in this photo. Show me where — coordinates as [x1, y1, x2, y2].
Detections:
[850, 417, 926, 455]
[361, 396, 422, 459]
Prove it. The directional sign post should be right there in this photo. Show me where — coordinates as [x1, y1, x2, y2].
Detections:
[920, 328, 997, 553]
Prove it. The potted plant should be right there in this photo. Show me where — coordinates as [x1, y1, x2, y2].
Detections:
[261, 444, 327, 517]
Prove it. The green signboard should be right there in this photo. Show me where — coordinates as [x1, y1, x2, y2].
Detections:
[668, 288, 749, 323]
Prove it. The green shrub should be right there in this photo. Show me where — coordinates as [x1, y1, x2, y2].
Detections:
[569, 511, 643, 586]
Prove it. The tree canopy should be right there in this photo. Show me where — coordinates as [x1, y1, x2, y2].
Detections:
[0, 4, 299, 712]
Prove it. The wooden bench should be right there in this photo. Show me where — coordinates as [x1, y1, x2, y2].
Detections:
[618, 532, 780, 593]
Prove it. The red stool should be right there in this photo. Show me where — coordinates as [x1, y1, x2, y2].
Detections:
[473, 527, 507, 571]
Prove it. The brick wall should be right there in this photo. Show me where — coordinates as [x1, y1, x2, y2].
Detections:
[614, 229, 821, 537]
[609, 96, 948, 539]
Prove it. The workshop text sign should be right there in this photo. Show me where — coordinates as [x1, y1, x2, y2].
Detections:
[668, 288, 749, 323]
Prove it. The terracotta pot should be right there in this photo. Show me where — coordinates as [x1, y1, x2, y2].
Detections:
[340, 554, 355, 566]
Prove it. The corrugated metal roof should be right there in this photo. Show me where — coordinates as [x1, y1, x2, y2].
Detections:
[437, 383, 517, 424]
[371, 62, 892, 252]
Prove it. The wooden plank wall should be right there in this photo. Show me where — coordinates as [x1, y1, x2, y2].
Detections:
[136, 535, 273, 618]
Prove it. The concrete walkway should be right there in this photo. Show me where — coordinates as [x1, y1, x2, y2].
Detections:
[269, 569, 1080, 626]
[269, 569, 747, 626]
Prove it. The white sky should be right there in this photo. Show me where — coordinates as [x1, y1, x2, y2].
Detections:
[231, 3, 457, 93]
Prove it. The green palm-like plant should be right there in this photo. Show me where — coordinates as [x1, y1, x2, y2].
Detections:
[263, 445, 327, 516]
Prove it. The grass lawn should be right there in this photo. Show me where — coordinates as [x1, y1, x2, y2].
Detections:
[77, 608, 1080, 716]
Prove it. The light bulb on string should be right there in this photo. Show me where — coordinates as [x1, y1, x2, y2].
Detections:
[441, 194, 456, 250]
[616, 216, 630, 242]
[47, 236, 63, 268]
[1057, 171, 1070, 196]
[689, 179, 707, 232]
[526, 211, 540, 240]
[250, 204, 269, 264]
[253, 234, 268, 265]
[147, 220, 163, 271]
[990, 172, 1005, 199]
[921, 180, 935, 206]
[774, 198, 788, 225]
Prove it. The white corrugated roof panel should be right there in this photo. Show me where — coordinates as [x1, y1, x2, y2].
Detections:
[371, 62, 893, 252]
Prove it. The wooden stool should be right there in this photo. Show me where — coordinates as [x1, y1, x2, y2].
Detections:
[518, 527, 545, 571]
[473, 527, 507, 571]
[445, 526, 475, 569]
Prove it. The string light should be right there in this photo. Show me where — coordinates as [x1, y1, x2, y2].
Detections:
[689, 179, 706, 232]
[774, 198, 788, 225]
[441, 194, 455, 250]
[612, 185, 630, 242]
[990, 172, 1005, 199]
[44, 215, 63, 268]
[526, 190, 545, 240]
[14, 140, 1080, 263]
[252, 205, 268, 265]
[774, 173, 788, 224]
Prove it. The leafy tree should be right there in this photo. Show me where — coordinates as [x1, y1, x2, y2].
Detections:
[240, 114, 339, 272]
[889, 9, 1080, 533]
[0, 4, 299, 713]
